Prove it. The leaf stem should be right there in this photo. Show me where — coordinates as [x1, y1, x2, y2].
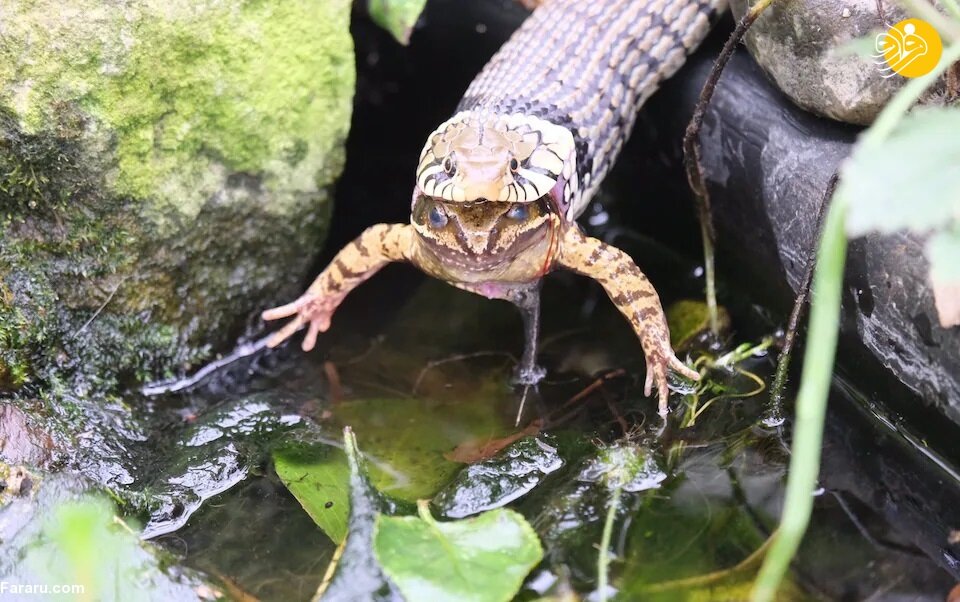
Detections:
[417, 499, 435, 523]
[750, 199, 848, 601]
[597, 485, 623, 602]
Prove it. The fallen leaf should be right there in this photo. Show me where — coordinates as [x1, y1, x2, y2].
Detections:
[445, 419, 543, 464]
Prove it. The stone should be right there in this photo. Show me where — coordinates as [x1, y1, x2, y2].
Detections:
[0, 0, 355, 395]
[0, 402, 59, 467]
[730, 0, 910, 125]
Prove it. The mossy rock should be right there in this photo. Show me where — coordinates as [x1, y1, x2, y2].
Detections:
[0, 0, 355, 395]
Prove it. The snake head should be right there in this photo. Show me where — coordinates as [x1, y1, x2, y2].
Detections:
[415, 111, 576, 208]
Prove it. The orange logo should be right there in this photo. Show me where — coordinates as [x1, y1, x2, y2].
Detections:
[874, 19, 943, 78]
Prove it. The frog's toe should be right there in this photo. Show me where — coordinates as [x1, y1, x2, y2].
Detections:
[670, 355, 699, 381]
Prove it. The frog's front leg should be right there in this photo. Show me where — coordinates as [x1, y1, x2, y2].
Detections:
[454, 280, 546, 385]
[556, 225, 698, 415]
[262, 224, 416, 350]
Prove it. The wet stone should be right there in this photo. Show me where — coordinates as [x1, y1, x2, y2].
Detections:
[433, 435, 564, 519]
[0, 403, 59, 468]
[730, 0, 921, 125]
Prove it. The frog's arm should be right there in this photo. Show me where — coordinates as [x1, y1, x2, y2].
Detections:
[262, 224, 416, 350]
[555, 225, 698, 414]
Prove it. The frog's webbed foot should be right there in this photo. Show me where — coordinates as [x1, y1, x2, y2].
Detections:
[262, 224, 416, 352]
[642, 342, 700, 417]
[262, 293, 340, 351]
[556, 225, 699, 416]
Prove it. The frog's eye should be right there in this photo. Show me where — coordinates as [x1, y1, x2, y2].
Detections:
[506, 203, 529, 221]
[442, 154, 457, 176]
[428, 203, 448, 228]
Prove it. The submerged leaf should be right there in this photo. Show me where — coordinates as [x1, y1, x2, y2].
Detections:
[368, 0, 428, 45]
[374, 501, 543, 602]
[333, 395, 511, 501]
[666, 300, 730, 350]
[274, 445, 350, 544]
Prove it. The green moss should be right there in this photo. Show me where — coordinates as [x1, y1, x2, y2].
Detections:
[0, 0, 353, 396]
[1, 0, 354, 223]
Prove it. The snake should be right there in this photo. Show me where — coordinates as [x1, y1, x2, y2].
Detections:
[263, 0, 727, 414]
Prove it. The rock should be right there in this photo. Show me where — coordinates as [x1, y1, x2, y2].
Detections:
[0, 0, 355, 395]
[730, 0, 910, 125]
[0, 464, 35, 497]
[623, 31, 960, 453]
[0, 402, 59, 467]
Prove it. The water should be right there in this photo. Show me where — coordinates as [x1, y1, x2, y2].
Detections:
[133, 237, 958, 599]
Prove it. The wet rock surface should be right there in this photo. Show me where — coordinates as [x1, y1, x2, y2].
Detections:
[0, 0, 354, 396]
[0, 402, 60, 467]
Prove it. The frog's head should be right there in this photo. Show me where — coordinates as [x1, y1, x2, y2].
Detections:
[410, 111, 575, 272]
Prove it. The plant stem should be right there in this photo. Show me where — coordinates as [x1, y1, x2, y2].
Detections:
[750, 199, 848, 602]
[767, 174, 837, 423]
[684, 0, 776, 335]
[597, 485, 623, 602]
[751, 41, 960, 602]
[898, 0, 960, 39]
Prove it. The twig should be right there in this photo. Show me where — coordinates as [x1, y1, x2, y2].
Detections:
[72, 276, 127, 339]
[604, 394, 631, 437]
[323, 361, 343, 405]
[766, 173, 838, 426]
[550, 369, 626, 419]
[313, 536, 347, 601]
[411, 351, 514, 394]
[874, 0, 889, 26]
[683, 0, 777, 335]
[141, 334, 272, 396]
[558, 368, 627, 411]
[543, 369, 627, 428]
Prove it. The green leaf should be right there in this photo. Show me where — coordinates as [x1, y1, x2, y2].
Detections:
[25, 495, 208, 601]
[368, 0, 428, 45]
[333, 394, 512, 501]
[273, 444, 350, 544]
[322, 428, 402, 602]
[374, 501, 543, 602]
[841, 107, 960, 236]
